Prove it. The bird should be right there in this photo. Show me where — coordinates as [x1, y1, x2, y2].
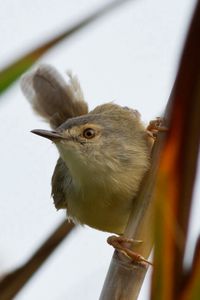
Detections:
[21, 64, 152, 238]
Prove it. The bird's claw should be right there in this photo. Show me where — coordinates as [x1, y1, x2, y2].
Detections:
[147, 117, 168, 140]
[107, 235, 153, 266]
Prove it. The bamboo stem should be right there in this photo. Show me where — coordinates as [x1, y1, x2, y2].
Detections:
[100, 100, 172, 300]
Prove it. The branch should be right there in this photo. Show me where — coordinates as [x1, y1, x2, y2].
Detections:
[99, 96, 171, 299]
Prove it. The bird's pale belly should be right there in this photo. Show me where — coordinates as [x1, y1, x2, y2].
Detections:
[67, 189, 133, 234]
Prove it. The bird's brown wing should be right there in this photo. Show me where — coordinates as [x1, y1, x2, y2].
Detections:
[51, 157, 72, 210]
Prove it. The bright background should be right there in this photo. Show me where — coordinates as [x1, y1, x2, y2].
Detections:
[0, 0, 198, 299]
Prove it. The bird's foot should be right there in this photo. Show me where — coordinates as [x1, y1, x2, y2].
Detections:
[147, 117, 168, 140]
[107, 235, 153, 266]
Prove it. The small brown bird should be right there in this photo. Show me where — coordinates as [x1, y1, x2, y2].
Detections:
[21, 64, 152, 236]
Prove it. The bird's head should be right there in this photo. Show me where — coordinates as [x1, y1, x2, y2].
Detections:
[31, 114, 104, 164]
[31, 104, 151, 183]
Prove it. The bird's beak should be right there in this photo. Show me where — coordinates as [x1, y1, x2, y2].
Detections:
[31, 129, 64, 141]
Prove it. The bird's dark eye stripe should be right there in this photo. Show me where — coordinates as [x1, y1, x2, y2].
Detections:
[83, 128, 95, 139]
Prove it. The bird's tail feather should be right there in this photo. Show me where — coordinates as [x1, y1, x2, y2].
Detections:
[21, 64, 88, 128]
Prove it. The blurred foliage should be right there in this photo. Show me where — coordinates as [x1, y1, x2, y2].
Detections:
[151, 1, 200, 299]
[0, 0, 132, 95]
[0, 222, 74, 300]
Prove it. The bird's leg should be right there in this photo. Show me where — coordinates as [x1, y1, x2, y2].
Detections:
[147, 117, 168, 140]
[107, 235, 153, 266]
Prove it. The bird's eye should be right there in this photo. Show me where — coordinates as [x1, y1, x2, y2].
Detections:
[83, 128, 95, 139]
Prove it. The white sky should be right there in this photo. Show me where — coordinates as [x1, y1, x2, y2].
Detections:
[0, 0, 198, 299]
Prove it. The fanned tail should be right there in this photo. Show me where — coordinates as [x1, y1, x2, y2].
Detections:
[21, 64, 88, 128]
